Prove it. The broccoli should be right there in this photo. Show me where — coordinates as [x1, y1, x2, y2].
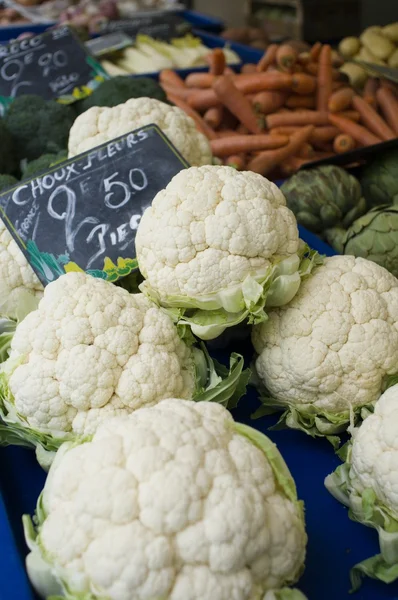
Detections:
[4, 95, 76, 163]
[0, 120, 18, 176]
[0, 174, 18, 192]
[77, 76, 167, 114]
[22, 150, 68, 180]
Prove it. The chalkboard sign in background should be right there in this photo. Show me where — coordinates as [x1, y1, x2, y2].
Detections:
[102, 13, 192, 40]
[0, 125, 189, 286]
[0, 26, 106, 108]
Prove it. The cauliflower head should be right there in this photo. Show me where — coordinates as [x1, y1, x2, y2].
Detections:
[252, 255, 398, 437]
[24, 399, 307, 600]
[0, 272, 246, 462]
[325, 385, 398, 589]
[136, 165, 316, 340]
[68, 97, 212, 167]
[0, 219, 43, 320]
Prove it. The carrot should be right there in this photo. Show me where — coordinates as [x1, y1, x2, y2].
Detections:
[210, 134, 289, 157]
[161, 84, 193, 101]
[333, 134, 356, 153]
[166, 93, 217, 140]
[298, 52, 311, 65]
[291, 73, 316, 95]
[247, 125, 314, 175]
[286, 95, 316, 109]
[208, 48, 226, 76]
[376, 87, 398, 135]
[310, 42, 322, 61]
[328, 87, 354, 112]
[216, 129, 240, 138]
[252, 90, 287, 114]
[266, 110, 329, 129]
[225, 154, 246, 170]
[256, 44, 278, 72]
[305, 62, 347, 82]
[313, 141, 335, 153]
[270, 125, 339, 144]
[241, 63, 257, 74]
[280, 156, 312, 176]
[297, 142, 315, 158]
[352, 95, 395, 141]
[276, 44, 298, 72]
[187, 88, 218, 111]
[328, 113, 382, 146]
[237, 123, 249, 135]
[380, 79, 398, 97]
[317, 45, 332, 112]
[363, 77, 379, 107]
[235, 72, 293, 93]
[204, 106, 224, 129]
[159, 69, 185, 88]
[223, 67, 235, 76]
[337, 110, 360, 122]
[213, 76, 263, 134]
[185, 73, 216, 88]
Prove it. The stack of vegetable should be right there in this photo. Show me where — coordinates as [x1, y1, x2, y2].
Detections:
[339, 22, 398, 87]
[159, 43, 398, 177]
[99, 34, 241, 76]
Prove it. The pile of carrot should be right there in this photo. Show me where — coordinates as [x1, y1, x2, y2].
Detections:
[159, 43, 398, 177]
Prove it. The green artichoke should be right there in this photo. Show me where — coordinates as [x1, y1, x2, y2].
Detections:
[326, 204, 398, 278]
[359, 148, 398, 208]
[280, 165, 367, 235]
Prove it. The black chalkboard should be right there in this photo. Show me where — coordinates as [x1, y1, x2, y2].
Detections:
[102, 13, 192, 40]
[0, 124, 189, 286]
[0, 26, 107, 110]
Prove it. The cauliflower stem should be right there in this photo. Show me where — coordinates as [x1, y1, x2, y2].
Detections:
[325, 442, 398, 590]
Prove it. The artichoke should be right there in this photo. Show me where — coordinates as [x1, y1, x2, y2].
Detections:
[326, 204, 398, 278]
[359, 148, 398, 207]
[280, 165, 367, 236]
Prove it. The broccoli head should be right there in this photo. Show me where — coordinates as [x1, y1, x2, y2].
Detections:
[4, 95, 75, 163]
[77, 76, 167, 113]
[0, 120, 18, 176]
[22, 150, 68, 180]
[0, 174, 18, 192]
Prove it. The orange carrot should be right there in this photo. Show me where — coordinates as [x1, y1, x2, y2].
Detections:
[305, 62, 347, 82]
[159, 69, 185, 88]
[333, 134, 356, 153]
[317, 45, 332, 112]
[187, 88, 218, 111]
[363, 77, 379, 107]
[337, 110, 360, 122]
[266, 110, 329, 129]
[286, 95, 316, 109]
[161, 84, 193, 100]
[352, 95, 395, 141]
[297, 142, 315, 158]
[310, 42, 322, 61]
[252, 90, 287, 114]
[291, 73, 316, 95]
[247, 125, 314, 175]
[210, 134, 289, 157]
[185, 73, 216, 88]
[166, 93, 217, 140]
[280, 156, 312, 176]
[213, 75, 263, 134]
[241, 63, 257, 74]
[276, 44, 298, 72]
[204, 106, 224, 129]
[380, 79, 398, 97]
[270, 125, 339, 144]
[217, 129, 240, 138]
[225, 154, 246, 170]
[257, 44, 278, 72]
[328, 87, 354, 112]
[328, 113, 382, 146]
[208, 48, 226, 76]
[223, 67, 236, 76]
[376, 87, 398, 135]
[235, 72, 293, 93]
[237, 123, 249, 135]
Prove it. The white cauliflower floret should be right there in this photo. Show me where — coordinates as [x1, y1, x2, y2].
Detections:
[136, 166, 305, 340]
[25, 400, 307, 600]
[252, 255, 398, 434]
[325, 385, 398, 588]
[2, 272, 195, 442]
[68, 97, 212, 167]
[0, 219, 43, 320]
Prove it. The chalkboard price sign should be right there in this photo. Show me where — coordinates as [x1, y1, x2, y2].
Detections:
[0, 26, 107, 109]
[0, 125, 188, 286]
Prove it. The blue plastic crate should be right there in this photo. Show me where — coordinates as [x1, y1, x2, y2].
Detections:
[182, 9, 224, 33]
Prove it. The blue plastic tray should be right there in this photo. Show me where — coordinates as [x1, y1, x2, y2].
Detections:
[1, 225, 397, 600]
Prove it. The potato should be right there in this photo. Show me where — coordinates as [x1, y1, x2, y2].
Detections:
[339, 63, 368, 88]
[338, 37, 360, 58]
[382, 22, 398, 42]
[357, 46, 386, 66]
[388, 47, 398, 68]
[360, 30, 395, 60]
